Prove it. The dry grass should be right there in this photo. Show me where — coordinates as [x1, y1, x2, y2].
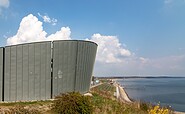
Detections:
[90, 82, 149, 114]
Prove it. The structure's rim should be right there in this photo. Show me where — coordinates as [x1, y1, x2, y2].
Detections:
[5, 41, 52, 47]
[53, 40, 98, 46]
[5, 40, 97, 47]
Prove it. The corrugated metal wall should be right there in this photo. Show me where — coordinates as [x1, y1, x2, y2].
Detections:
[4, 42, 51, 101]
[1, 40, 97, 101]
[0, 48, 3, 101]
[52, 40, 97, 98]
[52, 41, 77, 97]
[75, 41, 97, 93]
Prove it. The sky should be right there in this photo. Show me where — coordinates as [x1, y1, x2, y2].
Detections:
[0, 0, 185, 76]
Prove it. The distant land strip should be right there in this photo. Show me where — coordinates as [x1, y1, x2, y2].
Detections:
[95, 76, 185, 79]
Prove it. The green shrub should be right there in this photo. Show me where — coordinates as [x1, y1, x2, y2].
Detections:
[140, 102, 150, 111]
[52, 92, 93, 114]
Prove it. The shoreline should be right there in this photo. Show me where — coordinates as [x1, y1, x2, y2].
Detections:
[114, 82, 132, 103]
[114, 80, 185, 114]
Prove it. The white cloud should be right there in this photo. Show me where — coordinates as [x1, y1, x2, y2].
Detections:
[47, 27, 71, 40]
[6, 14, 185, 76]
[7, 14, 47, 45]
[7, 14, 135, 74]
[87, 33, 131, 63]
[149, 55, 185, 70]
[0, 0, 9, 15]
[164, 0, 185, 6]
[7, 14, 71, 45]
[0, 0, 9, 8]
[164, 0, 173, 4]
[94, 54, 185, 76]
[87, 34, 185, 76]
[139, 57, 149, 64]
[38, 13, 57, 25]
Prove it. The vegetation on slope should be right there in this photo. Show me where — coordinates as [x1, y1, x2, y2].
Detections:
[91, 82, 148, 114]
[0, 80, 173, 114]
[91, 81, 173, 114]
[0, 100, 52, 113]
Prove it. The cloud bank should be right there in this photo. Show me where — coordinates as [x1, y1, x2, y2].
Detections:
[87, 34, 131, 63]
[6, 14, 185, 76]
[7, 14, 71, 45]
[47, 27, 71, 40]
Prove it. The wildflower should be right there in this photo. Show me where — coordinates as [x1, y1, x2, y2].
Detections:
[148, 105, 170, 114]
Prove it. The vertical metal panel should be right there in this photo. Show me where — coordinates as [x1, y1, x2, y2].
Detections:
[10, 46, 16, 101]
[16, 45, 23, 101]
[40, 43, 46, 100]
[34, 43, 41, 100]
[75, 42, 84, 92]
[28, 43, 35, 100]
[52, 41, 77, 98]
[61, 42, 76, 93]
[26, 42, 51, 100]
[87, 42, 97, 90]
[45, 42, 51, 99]
[0, 48, 4, 101]
[4, 47, 10, 101]
[66, 42, 77, 92]
[3, 40, 97, 101]
[4, 41, 52, 101]
[52, 40, 97, 97]
[75, 41, 97, 93]
[52, 41, 59, 98]
[22, 44, 29, 100]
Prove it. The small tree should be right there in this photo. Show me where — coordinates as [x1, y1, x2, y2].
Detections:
[52, 92, 93, 114]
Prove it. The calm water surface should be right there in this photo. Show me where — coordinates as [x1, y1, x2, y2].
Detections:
[117, 78, 185, 112]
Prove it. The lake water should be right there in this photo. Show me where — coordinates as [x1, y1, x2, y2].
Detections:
[117, 78, 185, 112]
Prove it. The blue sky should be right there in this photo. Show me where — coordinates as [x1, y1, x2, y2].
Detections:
[0, 0, 185, 76]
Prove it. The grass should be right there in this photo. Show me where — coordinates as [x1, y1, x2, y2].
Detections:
[90, 82, 148, 114]
[0, 80, 173, 114]
[0, 100, 52, 106]
[0, 100, 53, 113]
[91, 92, 147, 114]
[91, 82, 116, 99]
[91, 80, 173, 114]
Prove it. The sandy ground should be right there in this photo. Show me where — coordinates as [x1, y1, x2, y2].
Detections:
[114, 82, 132, 103]
[174, 111, 185, 114]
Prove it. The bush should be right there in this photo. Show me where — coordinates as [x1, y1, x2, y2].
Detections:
[140, 102, 150, 111]
[52, 92, 93, 114]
